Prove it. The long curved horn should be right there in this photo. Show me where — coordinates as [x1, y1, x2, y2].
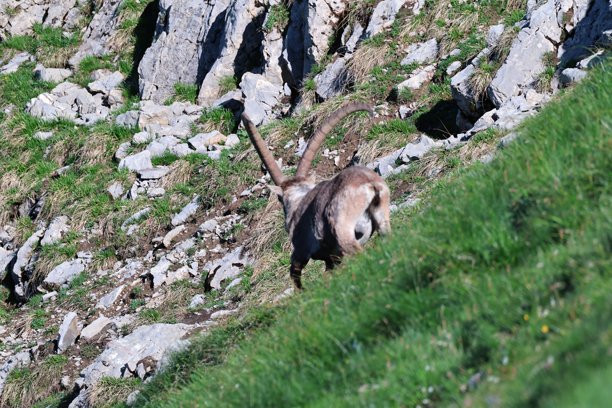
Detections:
[296, 102, 373, 177]
[241, 113, 285, 185]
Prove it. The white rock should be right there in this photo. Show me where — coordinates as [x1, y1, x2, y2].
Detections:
[138, 166, 170, 180]
[43, 259, 86, 289]
[57, 312, 80, 353]
[397, 65, 435, 90]
[34, 64, 72, 83]
[41, 215, 70, 245]
[34, 131, 54, 140]
[189, 294, 206, 309]
[81, 315, 112, 341]
[163, 225, 185, 248]
[401, 39, 438, 66]
[107, 182, 124, 200]
[96, 285, 125, 309]
[171, 196, 200, 226]
[119, 151, 153, 172]
[446, 61, 462, 75]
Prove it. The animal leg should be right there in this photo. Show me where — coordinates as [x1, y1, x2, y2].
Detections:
[290, 256, 308, 290]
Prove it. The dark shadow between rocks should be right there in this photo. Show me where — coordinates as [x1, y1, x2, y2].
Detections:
[125, 0, 159, 96]
[415, 99, 462, 140]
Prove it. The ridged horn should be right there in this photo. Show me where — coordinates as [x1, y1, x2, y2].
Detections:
[296, 102, 373, 178]
[241, 113, 285, 185]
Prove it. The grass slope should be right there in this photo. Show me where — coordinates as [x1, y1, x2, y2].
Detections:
[131, 66, 612, 407]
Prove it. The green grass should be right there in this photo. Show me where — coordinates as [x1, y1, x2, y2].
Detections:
[130, 65, 611, 407]
[264, 4, 290, 32]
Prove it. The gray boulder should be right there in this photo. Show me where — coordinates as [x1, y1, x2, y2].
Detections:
[34, 64, 72, 83]
[43, 259, 86, 290]
[118, 151, 153, 173]
[41, 215, 70, 246]
[171, 196, 200, 226]
[314, 57, 350, 100]
[397, 65, 435, 90]
[365, 0, 408, 38]
[80, 315, 112, 342]
[559, 68, 588, 86]
[96, 285, 125, 309]
[11, 228, 45, 299]
[87, 71, 124, 95]
[0, 52, 33, 75]
[401, 39, 438, 66]
[57, 312, 80, 353]
[398, 135, 439, 162]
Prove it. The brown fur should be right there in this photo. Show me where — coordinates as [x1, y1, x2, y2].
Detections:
[242, 103, 391, 289]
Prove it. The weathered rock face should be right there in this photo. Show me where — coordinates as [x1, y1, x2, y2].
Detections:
[10, 229, 45, 300]
[139, 0, 232, 103]
[0, 0, 80, 40]
[71, 323, 191, 405]
[69, 0, 124, 68]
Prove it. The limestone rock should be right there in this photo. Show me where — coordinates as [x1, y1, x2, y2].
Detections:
[559, 68, 588, 86]
[171, 196, 200, 226]
[397, 65, 435, 90]
[446, 61, 462, 76]
[163, 225, 185, 248]
[401, 39, 438, 66]
[206, 247, 251, 290]
[119, 151, 153, 173]
[11, 228, 45, 300]
[34, 64, 72, 83]
[314, 57, 350, 100]
[138, 166, 170, 180]
[73, 323, 191, 402]
[0, 248, 15, 281]
[240, 73, 284, 126]
[0, 351, 31, 396]
[0, 52, 33, 75]
[398, 135, 439, 162]
[87, 71, 124, 95]
[43, 259, 86, 290]
[57, 312, 80, 353]
[41, 215, 70, 246]
[34, 131, 54, 140]
[365, 0, 408, 38]
[96, 285, 125, 309]
[189, 294, 205, 309]
[107, 182, 124, 200]
[80, 315, 112, 342]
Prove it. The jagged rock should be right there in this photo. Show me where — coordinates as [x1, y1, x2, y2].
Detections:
[57, 312, 80, 353]
[171, 196, 200, 226]
[282, 0, 348, 88]
[41, 215, 70, 246]
[96, 285, 125, 309]
[446, 61, 462, 75]
[206, 247, 251, 290]
[401, 39, 438, 66]
[559, 68, 588, 86]
[34, 131, 54, 140]
[43, 259, 86, 290]
[121, 207, 151, 232]
[149, 257, 173, 288]
[314, 57, 350, 100]
[0, 0, 79, 39]
[11, 228, 45, 299]
[72, 323, 191, 403]
[397, 64, 435, 90]
[486, 24, 505, 48]
[139, 0, 232, 103]
[189, 294, 206, 309]
[34, 64, 72, 83]
[133, 131, 152, 144]
[398, 135, 438, 162]
[138, 166, 170, 180]
[0, 351, 31, 395]
[212, 90, 244, 111]
[107, 182, 124, 200]
[196, 0, 268, 105]
[0, 52, 34, 75]
[80, 315, 112, 342]
[147, 136, 181, 158]
[87, 71, 124, 95]
[0, 248, 15, 281]
[342, 23, 364, 53]
[451, 65, 482, 119]
[240, 73, 283, 126]
[188, 131, 227, 153]
[365, 0, 408, 38]
[116, 111, 140, 128]
[163, 225, 185, 248]
[119, 151, 153, 173]
[26, 82, 110, 125]
[69, 0, 124, 68]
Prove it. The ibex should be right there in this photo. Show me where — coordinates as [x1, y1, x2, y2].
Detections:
[242, 103, 391, 289]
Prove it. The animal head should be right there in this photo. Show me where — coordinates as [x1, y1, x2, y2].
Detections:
[241, 102, 373, 218]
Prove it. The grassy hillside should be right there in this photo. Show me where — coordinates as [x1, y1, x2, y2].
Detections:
[128, 64, 611, 406]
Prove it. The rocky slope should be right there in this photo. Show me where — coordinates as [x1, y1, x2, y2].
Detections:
[0, 0, 609, 406]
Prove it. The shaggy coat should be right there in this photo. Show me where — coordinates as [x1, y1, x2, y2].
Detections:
[242, 103, 391, 289]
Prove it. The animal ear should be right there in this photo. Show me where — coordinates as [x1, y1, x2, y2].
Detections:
[268, 185, 283, 197]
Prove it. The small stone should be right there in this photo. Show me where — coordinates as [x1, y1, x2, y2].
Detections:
[189, 294, 206, 309]
[33, 131, 54, 140]
[147, 187, 166, 198]
[115, 142, 131, 160]
[163, 225, 185, 248]
[96, 285, 125, 309]
[133, 131, 152, 144]
[171, 196, 200, 226]
[225, 133, 240, 148]
[107, 182, 124, 200]
[119, 151, 153, 172]
[446, 61, 462, 75]
[41, 215, 70, 245]
[486, 24, 505, 48]
[401, 39, 438, 66]
[397, 65, 435, 90]
[138, 166, 170, 180]
[81, 315, 112, 341]
[199, 219, 218, 234]
[210, 309, 238, 320]
[57, 312, 80, 353]
[559, 68, 587, 87]
[42, 291, 58, 302]
[43, 259, 86, 289]
[188, 131, 227, 153]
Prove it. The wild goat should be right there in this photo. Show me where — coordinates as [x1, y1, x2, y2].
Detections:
[242, 103, 391, 289]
